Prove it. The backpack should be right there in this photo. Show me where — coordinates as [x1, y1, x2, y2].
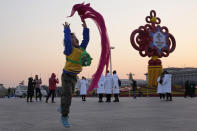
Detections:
[80, 48, 92, 66]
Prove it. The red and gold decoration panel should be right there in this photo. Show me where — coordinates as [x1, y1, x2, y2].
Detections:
[130, 10, 176, 87]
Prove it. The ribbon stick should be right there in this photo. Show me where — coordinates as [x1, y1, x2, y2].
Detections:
[68, 3, 110, 93]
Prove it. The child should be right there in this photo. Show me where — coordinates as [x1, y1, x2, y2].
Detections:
[60, 21, 89, 128]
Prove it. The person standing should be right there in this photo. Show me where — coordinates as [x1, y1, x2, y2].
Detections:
[190, 81, 196, 98]
[157, 72, 166, 100]
[112, 70, 120, 102]
[97, 74, 105, 102]
[46, 73, 59, 103]
[7, 88, 11, 98]
[80, 76, 88, 101]
[34, 75, 42, 101]
[184, 80, 190, 98]
[132, 79, 137, 99]
[129, 73, 137, 99]
[60, 21, 90, 127]
[27, 77, 35, 102]
[104, 71, 113, 102]
[163, 71, 172, 101]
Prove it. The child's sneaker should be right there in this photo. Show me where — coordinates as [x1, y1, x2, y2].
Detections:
[61, 116, 70, 128]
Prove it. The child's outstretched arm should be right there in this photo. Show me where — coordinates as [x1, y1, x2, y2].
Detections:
[63, 22, 72, 56]
[80, 21, 89, 50]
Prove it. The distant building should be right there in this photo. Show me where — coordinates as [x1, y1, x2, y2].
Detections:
[145, 67, 197, 86]
[0, 84, 4, 89]
[164, 67, 197, 86]
[120, 79, 147, 87]
[120, 79, 131, 87]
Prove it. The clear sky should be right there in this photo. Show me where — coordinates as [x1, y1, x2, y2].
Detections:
[0, 0, 197, 87]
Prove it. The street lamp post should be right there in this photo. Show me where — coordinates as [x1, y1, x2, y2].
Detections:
[110, 46, 115, 74]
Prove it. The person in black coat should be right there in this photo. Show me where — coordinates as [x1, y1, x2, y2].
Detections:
[8, 88, 11, 98]
[184, 80, 190, 98]
[190, 81, 196, 98]
[132, 80, 137, 99]
[27, 77, 35, 102]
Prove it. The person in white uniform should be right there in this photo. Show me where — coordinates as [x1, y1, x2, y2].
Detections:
[112, 70, 120, 102]
[157, 72, 166, 100]
[162, 71, 172, 101]
[97, 74, 105, 102]
[104, 71, 113, 102]
[80, 76, 88, 101]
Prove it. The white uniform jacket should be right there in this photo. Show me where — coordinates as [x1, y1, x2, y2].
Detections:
[97, 74, 105, 94]
[163, 74, 172, 93]
[157, 76, 165, 94]
[104, 73, 113, 94]
[80, 79, 88, 95]
[112, 74, 120, 94]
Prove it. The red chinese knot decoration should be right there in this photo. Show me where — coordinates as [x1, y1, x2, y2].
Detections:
[130, 10, 176, 87]
[130, 10, 176, 59]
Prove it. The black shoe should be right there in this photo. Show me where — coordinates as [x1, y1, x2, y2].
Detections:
[45, 100, 48, 103]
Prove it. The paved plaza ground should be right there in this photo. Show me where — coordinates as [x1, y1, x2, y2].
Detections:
[0, 97, 197, 131]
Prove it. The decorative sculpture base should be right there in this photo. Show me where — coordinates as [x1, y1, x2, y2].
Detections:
[148, 56, 162, 87]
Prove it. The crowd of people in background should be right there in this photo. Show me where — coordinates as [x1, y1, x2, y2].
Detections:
[5, 70, 140, 102]
[78, 70, 123, 103]
[5, 71, 196, 103]
[27, 75, 42, 102]
[157, 71, 196, 101]
[26, 73, 59, 103]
